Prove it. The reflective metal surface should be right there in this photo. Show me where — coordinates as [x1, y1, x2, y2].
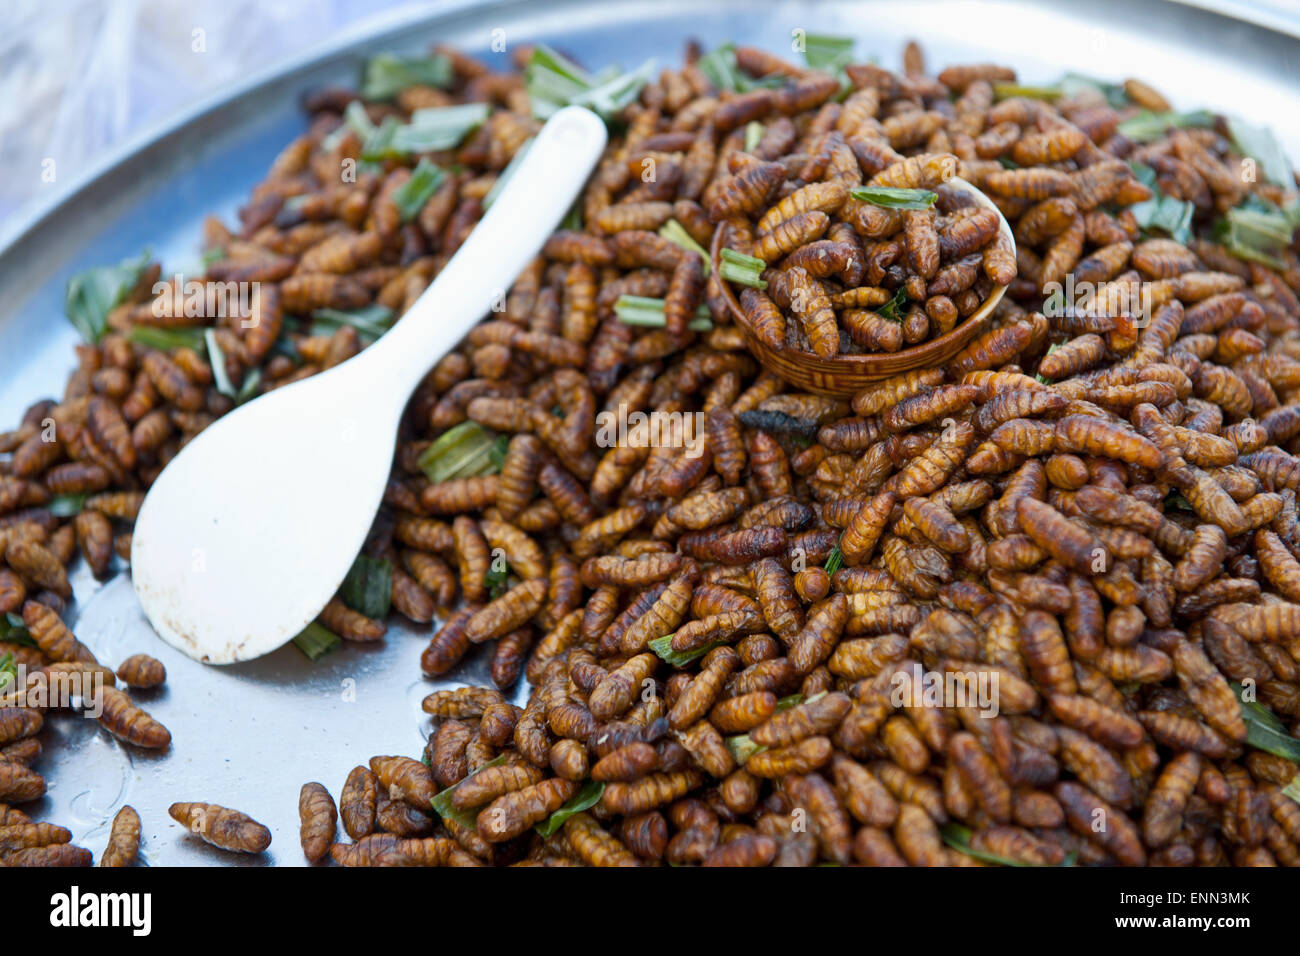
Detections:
[1, 0, 1297, 865]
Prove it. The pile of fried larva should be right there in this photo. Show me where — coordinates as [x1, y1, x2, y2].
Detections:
[4, 37, 1300, 867]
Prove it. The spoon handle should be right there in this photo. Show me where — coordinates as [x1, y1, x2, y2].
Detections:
[357, 105, 608, 399]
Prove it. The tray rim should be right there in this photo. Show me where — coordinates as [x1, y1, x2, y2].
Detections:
[2, 0, 1298, 259]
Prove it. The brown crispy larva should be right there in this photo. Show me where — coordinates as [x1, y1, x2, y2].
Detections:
[99, 805, 141, 867]
[169, 802, 271, 854]
[114, 653, 166, 689]
[299, 782, 338, 864]
[95, 687, 171, 749]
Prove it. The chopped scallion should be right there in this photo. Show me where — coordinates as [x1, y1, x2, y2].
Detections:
[614, 295, 712, 330]
[417, 421, 503, 483]
[292, 622, 341, 662]
[128, 326, 208, 353]
[718, 248, 767, 289]
[361, 53, 453, 101]
[342, 555, 393, 620]
[391, 158, 446, 223]
[657, 220, 710, 274]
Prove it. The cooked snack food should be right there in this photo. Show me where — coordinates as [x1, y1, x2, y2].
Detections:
[3, 32, 1300, 868]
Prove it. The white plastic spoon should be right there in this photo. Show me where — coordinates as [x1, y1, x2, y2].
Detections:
[131, 105, 608, 664]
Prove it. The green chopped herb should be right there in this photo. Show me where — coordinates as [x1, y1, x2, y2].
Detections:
[525, 45, 653, 122]
[47, 494, 86, 518]
[941, 822, 1076, 867]
[482, 137, 534, 211]
[417, 421, 502, 483]
[1214, 203, 1296, 270]
[390, 158, 446, 223]
[1057, 72, 1129, 108]
[359, 115, 404, 162]
[342, 554, 393, 620]
[696, 43, 783, 95]
[0, 652, 14, 693]
[203, 329, 239, 400]
[1127, 162, 1194, 244]
[1116, 109, 1215, 143]
[200, 246, 226, 267]
[488, 434, 509, 472]
[292, 622, 341, 662]
[849, 186, 938, 210]
[128, 325, 208, 353]
[560, 202, 583, 232]
[484, 559, 511, 601]
[235, 368, 262, 406]
[800, 33, 854, 75]
[1283, 775, 1300, 805]
[719, 247, 767, 289]
[1164, 491, 1193, 512]
[392, 103, 490, 154]
[992, 83, 1061, 102]
[322, 100, 378, 153]
[614, 295, 713, 331]
[0, 613, 35, 647]
[1234, 683, 1300, 762]
[876, 286, 909, 322]
[648, 634, 720, 668]
[775, 693, 804, 712]
[744, 121, 764, 153]
[658, 219, 710, 273]
[65, 251, 151, 344]
[725, 734, 766, 764]
[1228, 116, 1295, 188]
[311, 303, 395, 344]
[431, 754, 510, 828]
[535, 780, 605, 837]
[361, 53, 453, 100]
[823, 541, 843, 575]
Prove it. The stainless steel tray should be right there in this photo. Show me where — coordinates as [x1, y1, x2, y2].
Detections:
[1, 0, 1297, 867]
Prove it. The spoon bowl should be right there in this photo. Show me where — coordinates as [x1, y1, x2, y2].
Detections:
[131, 106, 609, 664]
[711, 176, 1015, 396]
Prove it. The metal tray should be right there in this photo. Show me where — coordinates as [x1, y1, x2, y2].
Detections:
[1, 0, 1297, 866]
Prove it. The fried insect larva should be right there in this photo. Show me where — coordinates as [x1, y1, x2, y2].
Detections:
[852, 369, 945, 417]
[477, 777, 578, 843]
[1046, 694, 1142, 748]
[369, 755, 436, 808]
[93, 687, 169, 749]
[1055, 782, 1145, 866]
[589, 653, 658, 720]
[464, 579, 546, 644]
[330, 833, 477, 867]
[839, 490, 895, 566]
[882, 383, 980, 433]
[563, 812, 639, 867]
[602, 771, 704, 815]
[169, 802, 271, 854]
[421, 686, 504, 720]
[1016, 497, 1102, 576]
[1141, 752, 1200, 849]
[114, 653, 165, 689]
[98, 805, 141, 868]
[1171, 524, 1229, 593]
[746, 736, 833, 778]
[298, 782, 338, 864]
[788, 595, 850, 675]
[1172, 642, 1247, 743]
[0, 822, 71, 853]
[450, 761, 545, 811]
